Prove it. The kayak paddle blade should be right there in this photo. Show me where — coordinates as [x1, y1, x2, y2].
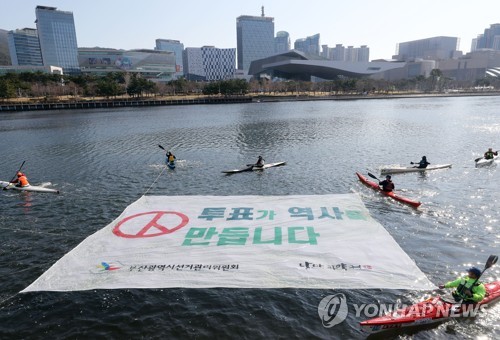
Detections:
[367, 172, 379, 181]
[485, 255, 498, 269]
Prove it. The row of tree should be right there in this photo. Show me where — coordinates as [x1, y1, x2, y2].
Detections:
[0, 70, 499, 101]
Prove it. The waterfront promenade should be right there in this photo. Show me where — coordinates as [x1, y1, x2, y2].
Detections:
[1, 90, 499, 112]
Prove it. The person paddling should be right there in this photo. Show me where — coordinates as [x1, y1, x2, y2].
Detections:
[254, 156, 265, 168]
[484, 148, 498, 160]
[11, 171, 30, 188]
[411, 156, 430, 168]
[166, 151, 176, 165]
[438, 267, 486, 303]
[378, 175, 394, 192]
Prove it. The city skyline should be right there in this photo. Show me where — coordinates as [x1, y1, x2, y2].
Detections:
[1, 0, 500, 61]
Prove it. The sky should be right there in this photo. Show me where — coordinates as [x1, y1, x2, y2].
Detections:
[2, 0, 500, 60]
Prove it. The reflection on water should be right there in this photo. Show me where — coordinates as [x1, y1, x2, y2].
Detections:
[0, 96, 499, 338]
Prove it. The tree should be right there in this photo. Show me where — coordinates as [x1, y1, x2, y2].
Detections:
[202, 79, 249, 95]
[96, 77, 124, 98]
[127, 75, 157, 97]
[0, 78, 16, 99]
[430, 69, 443, 92]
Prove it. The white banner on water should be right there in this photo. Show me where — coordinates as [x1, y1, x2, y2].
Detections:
[22, 194, 435, 292]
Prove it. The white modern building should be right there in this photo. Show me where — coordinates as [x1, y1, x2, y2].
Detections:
[395, 36, 461, 61]
[183, 46, 235, 81]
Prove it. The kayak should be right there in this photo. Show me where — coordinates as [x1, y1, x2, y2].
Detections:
[0, 181, 60, 194]
[356, 172, 421, 208]
[381, 164, 452, 175]
[476, 155, 498, 167]
[222, 162, 286, 174]
[167, 161, 175, 169]
[360, 280, 500, 334]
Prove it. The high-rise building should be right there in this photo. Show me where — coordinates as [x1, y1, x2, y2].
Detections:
[294, 34, 320, 56]
[331, 44, 346, 61]
[155, 39, 184, 78]
[321, 44, 370, 62]
[275, 31, 290, 54]
[183, 46, 235, 81]
[236, 7, 274, 72]
[35, 6, 80, 74]
[475, 24, 500, 50]
[357, 45, 370, 62]
[7, 28, 43, 66]
[395, 36, 459, 61]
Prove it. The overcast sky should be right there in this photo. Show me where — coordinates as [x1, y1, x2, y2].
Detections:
[2, 0, 499, 60]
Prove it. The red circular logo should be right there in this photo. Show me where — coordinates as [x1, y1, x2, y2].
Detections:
[112, 211, 189, 238]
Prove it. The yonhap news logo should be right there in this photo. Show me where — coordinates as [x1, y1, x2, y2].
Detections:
[317, 293, 349, 328]
[318, 294, 491, 329]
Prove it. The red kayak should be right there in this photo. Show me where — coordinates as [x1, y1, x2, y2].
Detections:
[356, 172, 421, 208]
[360, 281, 500, 334]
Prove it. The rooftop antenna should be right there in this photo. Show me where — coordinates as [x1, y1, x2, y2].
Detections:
[261, 6, 265, 17]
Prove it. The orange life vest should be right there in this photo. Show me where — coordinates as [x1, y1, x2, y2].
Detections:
[17, 175, 30, 187]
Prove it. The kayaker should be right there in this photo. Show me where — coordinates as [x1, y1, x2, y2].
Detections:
[484, 148, 498, 160]
[254, 156, 265, 168]
[411, 156, 430, 168]
[10, 171, 30, 187]
[378, 175, 394, 192]
[438, 267, 486, 303]
[166, 151, 176, 165]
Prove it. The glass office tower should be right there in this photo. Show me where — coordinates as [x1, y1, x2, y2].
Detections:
[155, 39, 185, 78]
[294, 34, 320, 56]
[274, 31, 290, 54]
[35, 6, 80, 74]
[236, 11, 274, 72]
[7, 28, 43, 66]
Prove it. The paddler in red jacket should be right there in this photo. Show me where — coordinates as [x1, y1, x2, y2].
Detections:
[378, 175, 394, 192]
[438, 267, 486, 303]
[11, 171, 30, 187]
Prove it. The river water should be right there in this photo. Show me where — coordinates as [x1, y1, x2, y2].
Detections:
[0, 96, 499, 339]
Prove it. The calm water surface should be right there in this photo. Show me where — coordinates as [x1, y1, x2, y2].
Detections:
[0, 96, 499, 339]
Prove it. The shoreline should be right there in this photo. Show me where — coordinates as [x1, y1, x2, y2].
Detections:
[1, 91, 499, 112]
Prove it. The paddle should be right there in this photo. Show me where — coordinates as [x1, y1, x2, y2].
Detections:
[472, 254, 498, 284]
[367, 172, 380, 182]
[3, 161, 25, 190]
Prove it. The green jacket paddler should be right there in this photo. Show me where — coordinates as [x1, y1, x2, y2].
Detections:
[439, 267, 486, 303]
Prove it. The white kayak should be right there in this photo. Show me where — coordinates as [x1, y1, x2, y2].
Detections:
[476, 155, 498, 167]
[1, 181, 60, 194]
[380, 164, 452, 175]
[222, 162, 286, 174]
